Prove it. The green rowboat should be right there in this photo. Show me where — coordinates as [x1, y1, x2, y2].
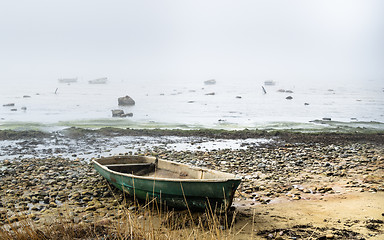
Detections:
[92, 155, 241, 211]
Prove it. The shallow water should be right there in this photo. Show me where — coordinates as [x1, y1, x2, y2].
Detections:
[0, 135, 271, 161]
[1, 78, 383, 131]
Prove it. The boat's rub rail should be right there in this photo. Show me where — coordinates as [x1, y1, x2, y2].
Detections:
[104, 163, 154, 168]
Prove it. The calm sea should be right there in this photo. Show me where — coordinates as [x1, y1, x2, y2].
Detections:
[0, 78, 383, 132]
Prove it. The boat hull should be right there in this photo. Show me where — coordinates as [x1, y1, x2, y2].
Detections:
[93, 158, 241, 211]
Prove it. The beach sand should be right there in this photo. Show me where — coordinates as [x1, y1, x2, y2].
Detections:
[235, 192, 384, 239]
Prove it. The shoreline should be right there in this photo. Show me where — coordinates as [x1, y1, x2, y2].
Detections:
[1, 127, 384, 143]
[0, 127, 383, 239]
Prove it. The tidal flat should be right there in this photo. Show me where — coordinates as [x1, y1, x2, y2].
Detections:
[0, 128, 383, 239]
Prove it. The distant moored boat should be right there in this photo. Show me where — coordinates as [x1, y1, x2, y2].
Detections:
[264, 80, 276, 86]
[204, 79, 216, 85]
[58, 78, 78, 83]
[89, 77, 108, 84]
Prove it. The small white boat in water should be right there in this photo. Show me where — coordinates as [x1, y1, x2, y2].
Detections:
[89, 77, 108, 84]
[204, 79, 216, 85]
[58, 78, 78, 83]
[264, 80, 276, 86]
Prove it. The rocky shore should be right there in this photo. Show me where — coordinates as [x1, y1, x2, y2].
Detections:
[0, 128, 383, 239]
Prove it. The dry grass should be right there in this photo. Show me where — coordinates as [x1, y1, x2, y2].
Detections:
[0, 193, 247, 240]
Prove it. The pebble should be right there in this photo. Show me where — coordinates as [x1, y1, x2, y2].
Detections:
[152, 142, 383, 204]
[0, 138, 382, 229]
[0, 157, 132, 226]
[326, 233, 334, 239]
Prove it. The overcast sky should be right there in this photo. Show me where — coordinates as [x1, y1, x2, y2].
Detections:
[0, 0, 383, 84]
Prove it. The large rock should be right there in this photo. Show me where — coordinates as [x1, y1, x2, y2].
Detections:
[118, 95, 135, 106]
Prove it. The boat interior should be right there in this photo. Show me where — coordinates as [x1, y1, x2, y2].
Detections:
[106, 163, 156, 176]
[95, 156, 236, 180]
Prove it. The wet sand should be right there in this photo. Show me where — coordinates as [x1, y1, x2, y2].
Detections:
[235, 192, 384, 239]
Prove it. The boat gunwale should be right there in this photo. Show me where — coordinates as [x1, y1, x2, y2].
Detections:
[92, 157, 241, 183]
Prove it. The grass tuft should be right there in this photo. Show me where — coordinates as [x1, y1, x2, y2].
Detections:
[0, 194, 246, 240]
